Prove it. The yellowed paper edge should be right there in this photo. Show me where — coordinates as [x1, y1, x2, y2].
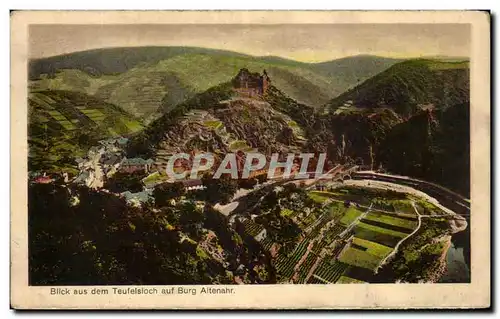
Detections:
[10, 10, 491, 309]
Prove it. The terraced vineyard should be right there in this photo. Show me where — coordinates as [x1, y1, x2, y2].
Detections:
[311, 260, 349, 283]
[325, 224, 347, 239]
[311, 238, 329, 254]
[243, 186, 422, 285]
[311, 223, 346, 255]
[260, 237, 274, 251]
[306, 213, 333, 239]
[275, 239, 310, 281]
[352, 237, 392, 258]
[349, 202, 418, 248]
[296, 251, 318, 283]
[28, 90, 144, 173]
[363, 211, 417, 231]
[29, 91, 143, 134]
[242, 219, 265, 237]
[335, 197, 420, 275]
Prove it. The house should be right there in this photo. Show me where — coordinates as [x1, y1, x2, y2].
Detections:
[33, 175, 54, 184]
[180, 179, 205, 191]
[120, 158, 154, 173]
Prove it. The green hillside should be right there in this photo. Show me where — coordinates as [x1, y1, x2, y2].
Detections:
[29, 47, 402, 118]
[328, 59, 469, 117]
[29, 90, 143, 174]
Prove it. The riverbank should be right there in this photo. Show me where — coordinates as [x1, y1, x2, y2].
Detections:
[424, 235, 452, 283]
[439, 231, 471, 283]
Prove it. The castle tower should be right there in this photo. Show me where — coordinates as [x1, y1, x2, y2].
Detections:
[232, 68, 271, 97]
[262, 69, 270, 94]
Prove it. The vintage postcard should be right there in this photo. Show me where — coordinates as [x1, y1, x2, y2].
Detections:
[11, 11, 490, 309]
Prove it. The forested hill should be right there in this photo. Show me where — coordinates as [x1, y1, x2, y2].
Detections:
[377, 102, 470, 197]
[327, 59, 469, 117]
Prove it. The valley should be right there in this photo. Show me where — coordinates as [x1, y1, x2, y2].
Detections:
[27, 48, 471, 286]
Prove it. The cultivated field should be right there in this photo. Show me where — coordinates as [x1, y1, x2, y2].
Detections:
[242, 186, 421, 284]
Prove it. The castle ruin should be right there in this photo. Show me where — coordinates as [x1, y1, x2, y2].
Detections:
[232, 68, 271, 97]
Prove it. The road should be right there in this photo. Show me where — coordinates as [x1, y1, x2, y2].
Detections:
[343, 179, 466, 219]
[353, 171, 470, 215]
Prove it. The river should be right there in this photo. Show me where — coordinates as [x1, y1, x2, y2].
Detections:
[439, 229, 471, 283]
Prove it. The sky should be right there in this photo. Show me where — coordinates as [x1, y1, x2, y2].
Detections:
[29, 24, 470, 63]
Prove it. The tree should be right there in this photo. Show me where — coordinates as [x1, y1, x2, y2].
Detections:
[238, 178, 258, 190]
[153, 182, 185, 207]
[178, 202, 204, 240]
[260, 190, 279, 212]
[256, 174, 267, 184]
[104, 171, 144, 193]
[202, 175, 238, 205]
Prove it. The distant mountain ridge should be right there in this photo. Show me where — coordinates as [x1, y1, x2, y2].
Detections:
[29, 47, 399, 78]
[311, 54, 405, 83]
[29, 46, 254, 78]
[29, 47, 403, 118]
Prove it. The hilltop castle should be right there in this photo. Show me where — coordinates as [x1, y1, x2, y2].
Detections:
[232, 69, 271, 97]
